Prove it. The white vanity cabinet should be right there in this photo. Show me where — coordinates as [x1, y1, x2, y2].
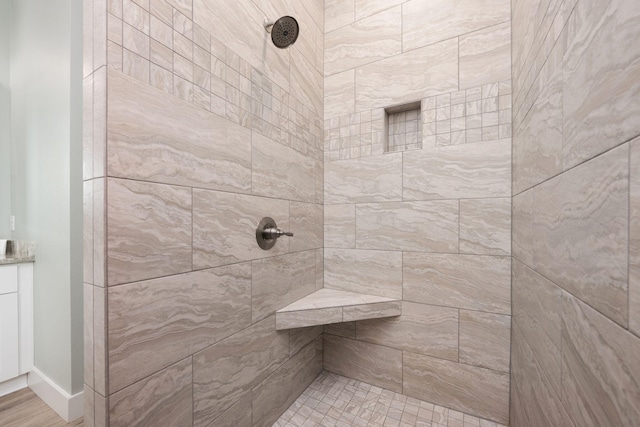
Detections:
[0, 263, 33, 390]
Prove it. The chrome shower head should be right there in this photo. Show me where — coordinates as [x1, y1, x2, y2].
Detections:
[264, 16, 299, 49]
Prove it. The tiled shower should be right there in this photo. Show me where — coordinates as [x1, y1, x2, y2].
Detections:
[82, 0, 640, 426]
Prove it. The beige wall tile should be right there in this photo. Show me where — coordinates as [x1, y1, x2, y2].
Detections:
[93, 178, 106, 288]
[290, 47, 323, 115]
[513, 40, 563, 194]
[208, 393, 252, 427]
[460, 198, 511, 256]
[403, 253, 510, 315]
[324, 204, 356, 248]
[106, 178, 192, 286]
[252, 342, 318, 427]
[354, 0, 404, 21]
[252, 132, 317, 203]
[315, 248, 324, 290]
[193, 316, 289, 427]
[512, 260, 562, 396]
[403, 351, 509, 424]
[83, 284, 94, 390]
[533, 143, 629, 326]
[324, 321, 356, 339]
[193, 0, 289, 90]
[84, 182, 94, 285]
[562, 0, 640, 169]
[512, 189, 534, 266]
[403, 139, 511, 201]
[325, 154, 402, 204]
[631, 138, 640, 335]
[276, 307, 343, 330]
[324, 335, 402, 393]
[561, 292, 640, 426]
[107, 70, 252, 192]
[325, 0, 354, 33]
[109, 357, 192, 427]
[343, 301, 401, 322]
[325, 248, 402, 298]
[93, 286, 107, 396]
[108, 264, 252, 393]
[324, 69, 355, 119]
[403, 0, 510, 51]
[355, 201, 459, 252]
[511, 322, 575, 427]
[289, 325, 323, 357]
[192, 189, 289, 269]
[325, 7, 401, 76]
[355, 38, 458, 112]
[290, 202, 323, 252]
[459, 310, 510, 372]
[459, 22, 511, 90]
[252, 251, 317, 323]
[357, 302, 458, 361]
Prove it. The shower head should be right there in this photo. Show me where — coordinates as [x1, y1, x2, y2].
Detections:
[264, 16, 299, 49]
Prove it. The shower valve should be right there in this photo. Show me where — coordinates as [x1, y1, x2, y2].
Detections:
[256, 217, 294, 250]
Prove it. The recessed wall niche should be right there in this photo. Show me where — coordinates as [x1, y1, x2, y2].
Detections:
[385, 101, 422, 153]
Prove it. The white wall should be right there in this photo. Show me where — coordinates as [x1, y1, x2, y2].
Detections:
[10, 0, 83, 395]
[0, 0, 10, 238]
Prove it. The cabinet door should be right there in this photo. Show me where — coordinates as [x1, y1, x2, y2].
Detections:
[0, 293, 19, 383]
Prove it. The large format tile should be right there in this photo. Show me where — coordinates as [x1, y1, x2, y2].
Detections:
[192, 189, 289, 269]
[107, 69, 252, 192]
[356, 301, 458, 361]
[402, 0, 510, 51]
[533, 143, 629, 326]
[512, 189, 534, 266]
[356, 200, 459, 252]
[109, 358, 192, 427]
[193, 316, 289, 427]
[325, 154, 402, 204]
[289, 202, 323, 252]
[631, 138, 640, 335]
[355, 38, 458, 112]
[290, 42, 323, 115]
[251, 341, 318, 427]
[108, 263, 252, 393]
[561, 292, 640, 426]
[252, 132, 316, 203]
[459, 310, 510, 372]
[324, 69, 355, 119]
[459, 198, 510, 256]
[324, 7, 401, 76]
[252, 251, 317, 323]
[511, 322, 575, 427]
[354, 0, 404, 21]
[512, 259, 562, 396]
[324, 248, 402, 298]
[324, 0, 354, 33]
[207, 393, 252, 427]
[459, 22, 511, 89]
[562, 0, 640, 169]
[403, 253, 511, 315]
[324, 204, 356, 248]
[403, 139, 511, 201]
[324, 335, 402, 393]
[512, 39, 563, 194]
[403, 352, 509, 424]
[107, 178, 192, 285]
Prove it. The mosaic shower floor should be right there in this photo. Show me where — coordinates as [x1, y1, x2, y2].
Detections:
[273, 371, 508, 427]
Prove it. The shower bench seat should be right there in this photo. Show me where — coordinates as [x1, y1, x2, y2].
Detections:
[275, 288, 401, 330]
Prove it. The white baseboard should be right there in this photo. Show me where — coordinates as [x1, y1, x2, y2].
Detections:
[28, 368, 84, 422]
[0, 374, 28, 397]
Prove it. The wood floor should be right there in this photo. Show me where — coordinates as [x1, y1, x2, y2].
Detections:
[0, 388, 83, 427]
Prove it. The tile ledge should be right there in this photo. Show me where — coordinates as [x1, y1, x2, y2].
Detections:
[275, 288, 401, 330]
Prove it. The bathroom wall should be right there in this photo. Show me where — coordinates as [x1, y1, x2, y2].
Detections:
[10, 0, 84, 395]
[0, 0, 10, 238]
[83, 0, 324, 425]
[322, 0, 512, 424]
[510, 0, 640, 425]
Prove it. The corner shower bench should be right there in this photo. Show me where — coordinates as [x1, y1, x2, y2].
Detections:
[275, 288, 401, 330]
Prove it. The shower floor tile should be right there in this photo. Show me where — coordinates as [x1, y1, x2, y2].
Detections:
[273, 371, 508, 427]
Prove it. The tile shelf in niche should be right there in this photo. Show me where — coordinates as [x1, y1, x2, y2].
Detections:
[275, 288, 401, 330]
